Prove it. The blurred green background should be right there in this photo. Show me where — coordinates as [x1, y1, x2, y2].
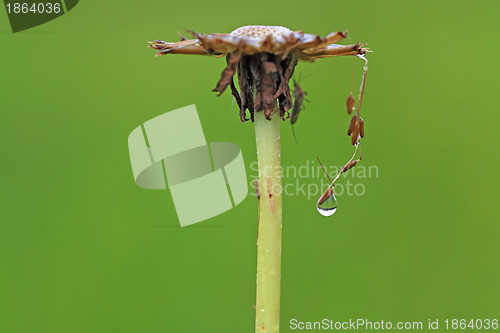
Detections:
[1, 0, 500, 332]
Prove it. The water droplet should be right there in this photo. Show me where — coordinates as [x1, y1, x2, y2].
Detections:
[316, 187, 338, 216]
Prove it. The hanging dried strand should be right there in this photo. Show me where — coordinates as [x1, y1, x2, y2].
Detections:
[316, 155, 333, 183]
[348, 55, 368, 145]
[317, 55, 368, 202]
[346, 56, 357, 114]
[320, 143, 362, 194]
[355, 55, 368, 116]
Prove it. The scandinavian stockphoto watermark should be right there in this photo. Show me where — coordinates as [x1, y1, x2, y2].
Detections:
[249, 159, 378, 200]
[128, 105, 248, 227]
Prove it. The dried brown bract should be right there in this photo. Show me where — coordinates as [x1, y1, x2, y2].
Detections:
[347, 115, 357, 136]
[347, 115, 365, 145]
[359, 118, 364, 138]
[346, 94, 355, 114]
[149, 25, 368, 122]
[317, 187, 335, 206]
[340, 157, 362, 173]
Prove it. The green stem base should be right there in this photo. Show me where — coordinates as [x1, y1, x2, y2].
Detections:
[254, 111, 282, 333]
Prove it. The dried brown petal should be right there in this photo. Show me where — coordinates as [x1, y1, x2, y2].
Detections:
[229, 76, 241, 107]
[261, 74, 277, 118]
[229, 76, 246, 122]
[212, 51, 242, 96]
[346, 94, 355, 114]
[274, 55, 297, 111]
[237, 56, 253, 121]
[359, 117, 364, 138]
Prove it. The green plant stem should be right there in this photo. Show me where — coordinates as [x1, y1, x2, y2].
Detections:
[254, 110, 282, 333]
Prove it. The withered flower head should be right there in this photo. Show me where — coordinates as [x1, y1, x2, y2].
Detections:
[149, 25, 368, 122]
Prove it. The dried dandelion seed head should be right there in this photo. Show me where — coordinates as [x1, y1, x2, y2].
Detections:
[229, 25, 293, 39]
[149, 25, 368, 122]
